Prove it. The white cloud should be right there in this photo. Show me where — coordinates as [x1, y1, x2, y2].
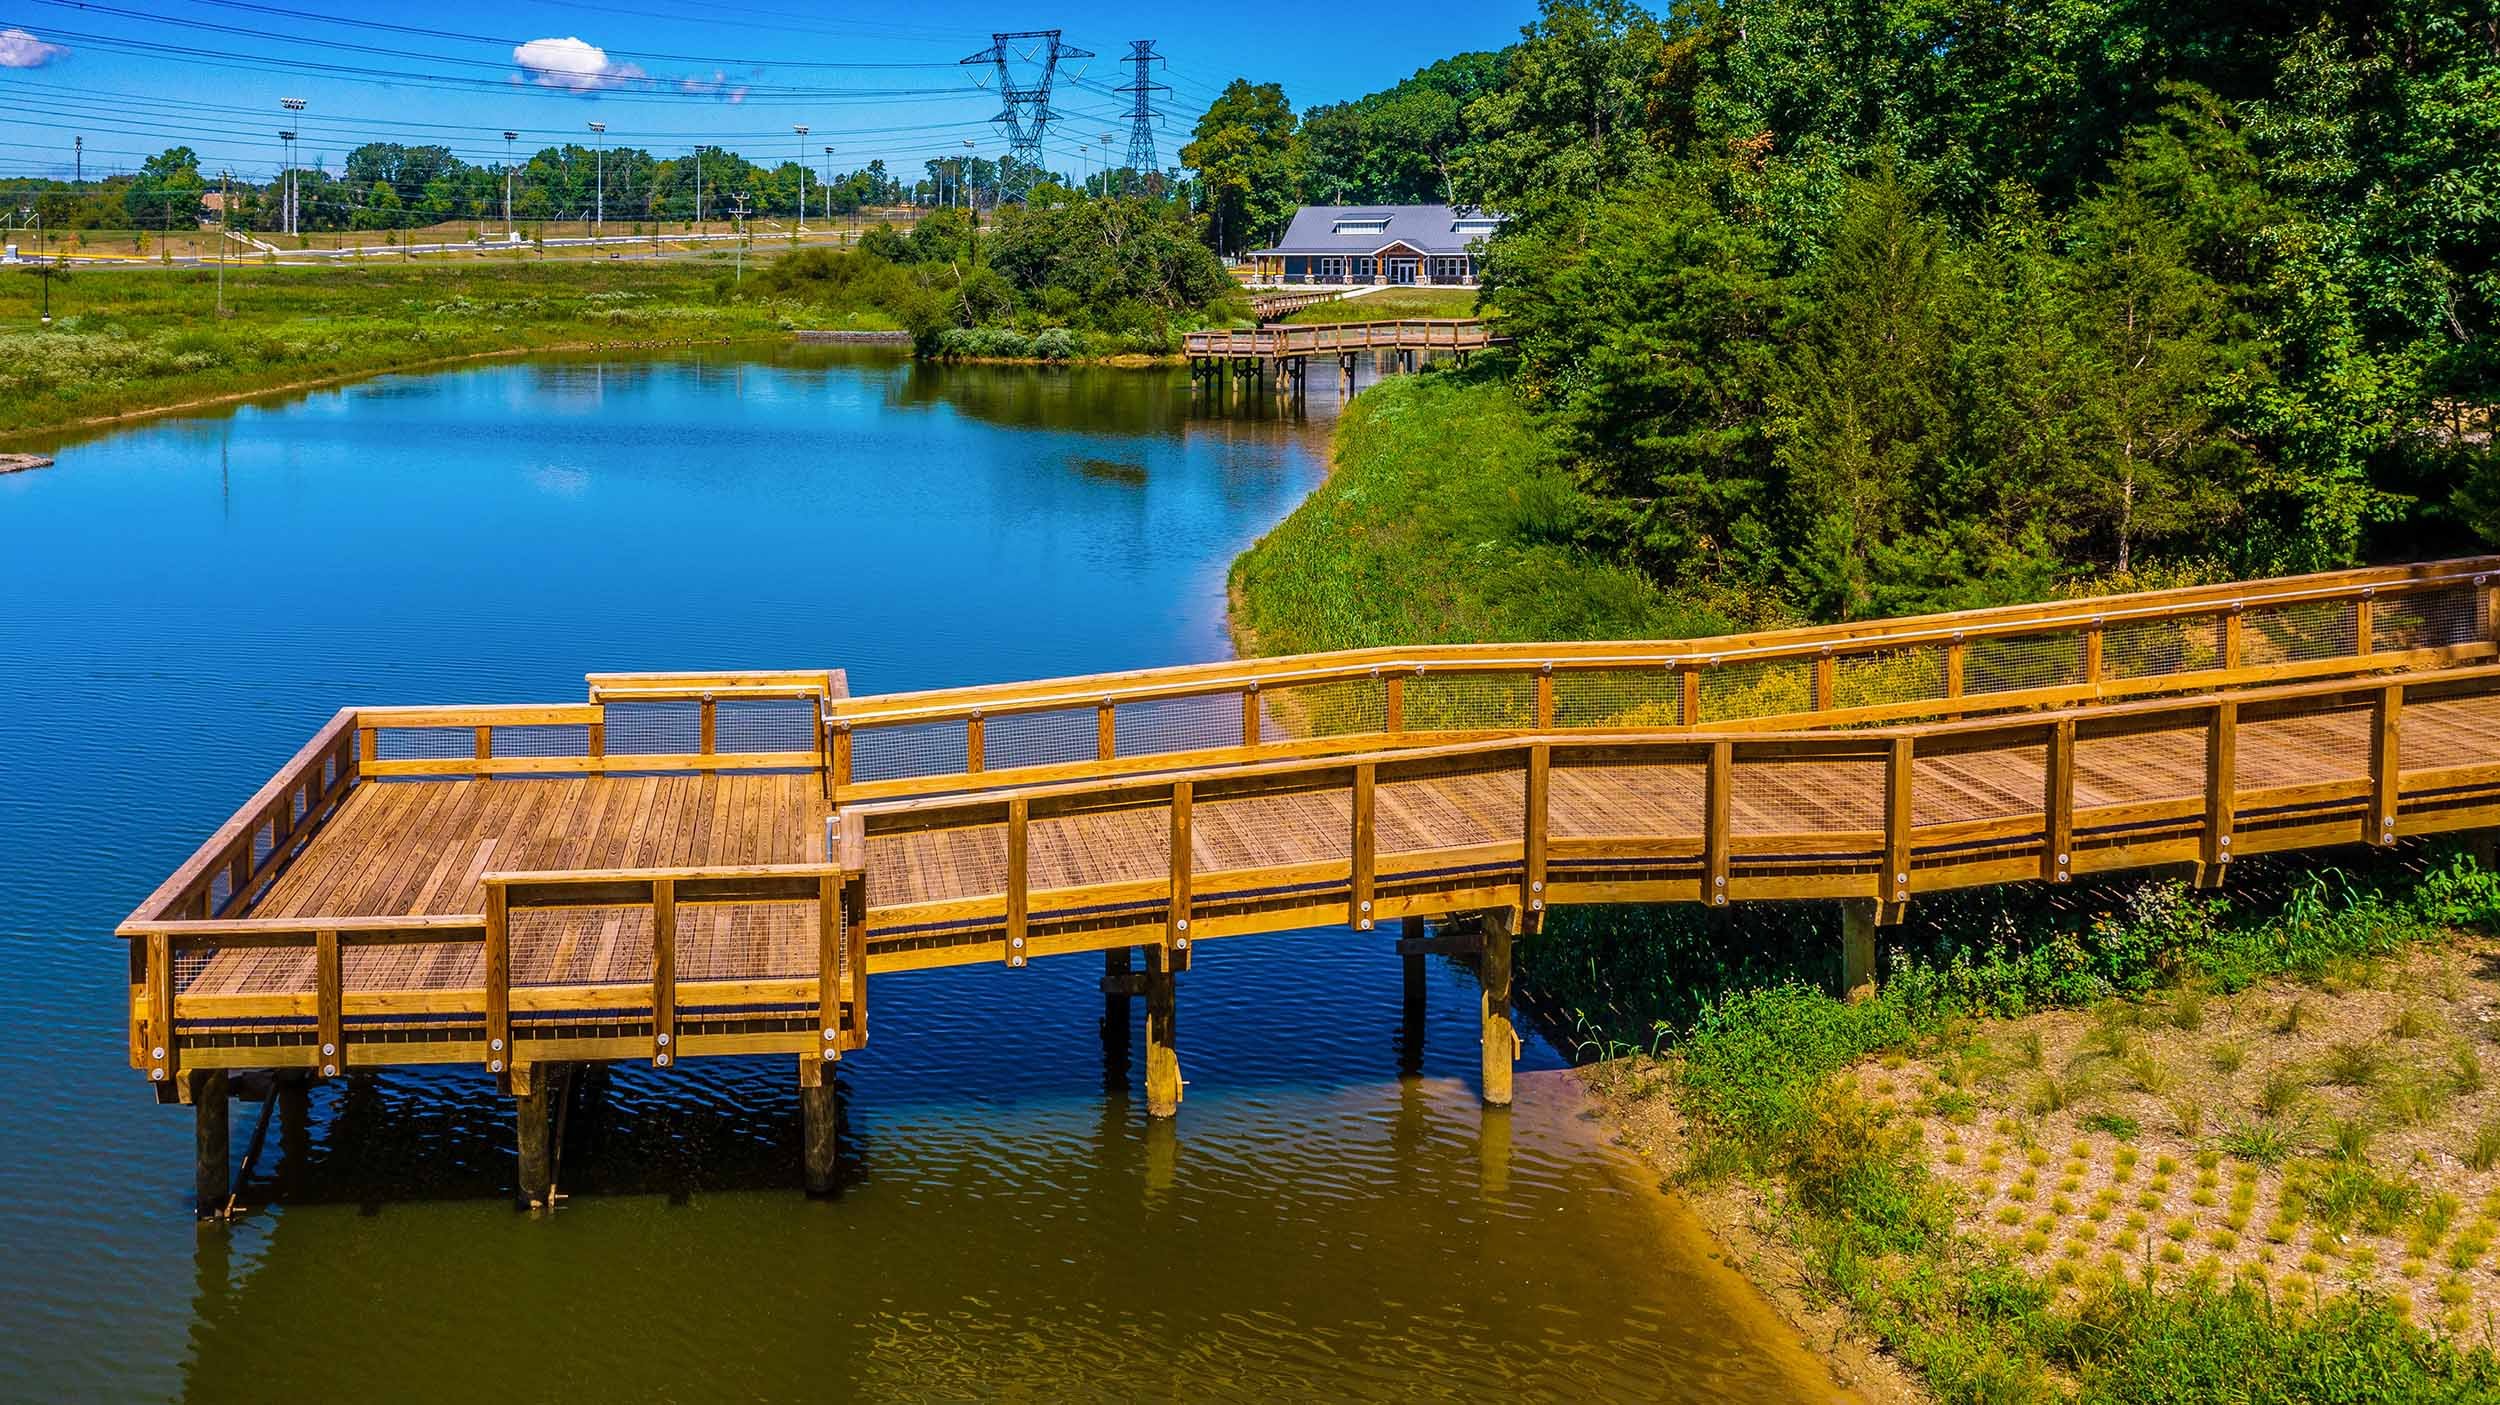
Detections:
[0, 27, 68, 68]
[512, 36, 645, 93]
[679, 69, 749, 104]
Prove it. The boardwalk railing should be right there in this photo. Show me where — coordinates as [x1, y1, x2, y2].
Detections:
[823, 558, 2500, 803]
[839, 664, 2500, 971]
[1183, 319, 1506, 358]
[124, 862, 866, 1087]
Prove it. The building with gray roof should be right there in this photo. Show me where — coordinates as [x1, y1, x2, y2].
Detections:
[1243, 204, 1504, 286]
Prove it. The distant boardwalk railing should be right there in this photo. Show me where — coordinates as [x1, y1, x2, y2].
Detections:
[1184, 318, 1506, 358]
[115, 559, 2500, 1210]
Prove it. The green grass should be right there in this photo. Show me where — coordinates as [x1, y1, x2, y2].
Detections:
[1594, 848, 2500, 1403]
[0, 257, 801, 439]
[1228, 368, 1736, 655]
[1279, 286, 1484, 323]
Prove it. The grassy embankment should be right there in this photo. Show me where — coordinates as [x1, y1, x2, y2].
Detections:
[1278, 286, 1483, 323]
[1229, 366, 1737, 651]
[1229, 366, 2500, 1400]
[0, 257, 868, 440]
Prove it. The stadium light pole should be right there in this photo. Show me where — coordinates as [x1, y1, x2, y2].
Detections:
[279, 98, 306, 235]
[502, 132, 517, 238]
[588, 121, 607, 237]
[793, 124, 810, 231]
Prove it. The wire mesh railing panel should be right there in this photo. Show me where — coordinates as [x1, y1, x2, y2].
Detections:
[1699, 658, 1813, 723]
[1964, 631, 2084, 696]
[1548, 758, 1704, 838]
[985, 708, 1098, 773]
[1116, 693, 1245, 759]
[1731, 756, 1885, 836]
[1405, 671, 1537, 732]
[251, 822, 276, 870]
[850, 721, 970, 784]
[2374, 586, 2483, 653]
[1375, 767, 1524, 853]
[373, 726, 473, 761]
[1192, 788, 1353, 872]
[344, 939, 484, 994]
[678, 901, 813, 982]
[1553, 668, 1682, 728]
[510, 905, 654, 990]
[604, 701, 700, 757]
[1832, 646, 1949, 711]
[2242, 599, 2357, 666]
[489, 724, 591, 759]
[2073, 717, 2206, 809]
[715, 698, 817, 754]
[2103, 614, 2224, 681]
[1263, 677, 1388, 740]
[1912, 737, 2049, 827]
[2238, 703, 2373, 789]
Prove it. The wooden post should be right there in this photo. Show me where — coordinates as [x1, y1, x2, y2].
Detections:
[1524, 744, 1550, 927]
[484, 881, 511, 1082]
[699, 695, 717, 756]
[2202, 700, 2238, 884]
[1813, 651, 1835, 711]
[1168, 781, 1193, 964]
[315, 928, 343, 1078]
[2042, 719, 2075, 884]
[1883, 737, 1913, 912]
[2356, 595, 2376, 656]
[513, 1063, 552, 1209]
[651, 878, 677, 1065]
[2084, 623, 2105, 684]
[1385, 674, 1405, 734]
[1841, 900, 1878, 1003]
[193, 1068, 230, 1218]
[1534, 668, 1556, 728]
[1096, 701, 1117, 761]
[1945, 639, 1967, 714]
[799, 1056, 839, 1195]
[2223, 608, 2245, 670]
[2370, 684, 2402, 846]
[1680, 665, 1702, 727]
[1350, 764, 1376, 930]
[1241, 685, 1261, 747]
[1704, 741, 1732, 907]
[1144, 945, 1182, 1118]
[816, 872, 844, 1058]
[1479, 907, 1518, 1108]
[965, 714, 986, 774]
[147, 931, 175, 1088]
[1005, 796, 1030, 966]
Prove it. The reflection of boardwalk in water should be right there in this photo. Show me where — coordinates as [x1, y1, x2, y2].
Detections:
[118, 557, 2500, 1209]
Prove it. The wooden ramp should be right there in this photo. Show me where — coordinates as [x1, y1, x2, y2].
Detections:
[117, 560, 2500, 1197]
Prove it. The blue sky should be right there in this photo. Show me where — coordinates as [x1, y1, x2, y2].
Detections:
[0, 0, 1538, 181]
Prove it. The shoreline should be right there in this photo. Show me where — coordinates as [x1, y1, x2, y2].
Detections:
[1, 333, 785, 448]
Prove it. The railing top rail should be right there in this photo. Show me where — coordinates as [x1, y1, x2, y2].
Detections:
[118, 912, 487, 940]
[843, 662, 2500, 824]
[825, 557, 2500, 726]
[483, 862, 844, 887]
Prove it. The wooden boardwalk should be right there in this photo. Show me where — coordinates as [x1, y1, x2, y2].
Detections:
[1184, 318, 1504, 359]
[118, 560, 2500, 1206]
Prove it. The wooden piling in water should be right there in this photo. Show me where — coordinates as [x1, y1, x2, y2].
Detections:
[1145, 946, 1181, 1118]
[193, 1069, 229, 1218]
[800, 1056, 839, 1195]
[1479, 908, 1518, 1108]
[514, 1064, 553, 1209]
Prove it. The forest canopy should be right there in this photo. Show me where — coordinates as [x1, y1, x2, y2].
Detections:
[1193, 1, 2499, 620]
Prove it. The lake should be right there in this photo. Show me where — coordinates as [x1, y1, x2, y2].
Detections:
[0, 345, 1843, 1400]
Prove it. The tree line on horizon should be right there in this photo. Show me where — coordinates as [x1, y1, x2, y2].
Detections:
[1187, 0, 2498, 620]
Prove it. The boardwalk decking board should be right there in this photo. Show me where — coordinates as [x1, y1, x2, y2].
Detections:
[117, 564, 2500, 1090]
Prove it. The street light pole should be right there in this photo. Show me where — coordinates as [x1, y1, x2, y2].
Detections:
[503, 131, 517, 238]
[793, 124, 810, 232]
[823, 144, 834, 228]
[587, 121, 606, 237]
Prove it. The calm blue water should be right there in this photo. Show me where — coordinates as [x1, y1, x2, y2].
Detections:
[0, 347, 1839, 1401]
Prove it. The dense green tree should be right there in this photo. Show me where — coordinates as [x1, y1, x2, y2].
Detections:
[1300, 53, 1507, 205]
[1180, 79, 1304, 254]
[1458, 0, 1667, 219]
[123, 147, 206, 230]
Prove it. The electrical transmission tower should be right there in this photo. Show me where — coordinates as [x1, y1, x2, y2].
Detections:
[960, 31, 1092, 180]
[1117, 40, 1169, 181]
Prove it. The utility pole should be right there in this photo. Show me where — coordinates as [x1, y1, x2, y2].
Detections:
[731, 191, 749, 281]
[73, 134, 82, 190]
[503, 131, 517, 239]
[587, 121, 606, 237]
[824, 144, 834, 228]
[216, 170, 229, 316]
[693, 145, 703, 234]
[793, 124, 810, 231]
